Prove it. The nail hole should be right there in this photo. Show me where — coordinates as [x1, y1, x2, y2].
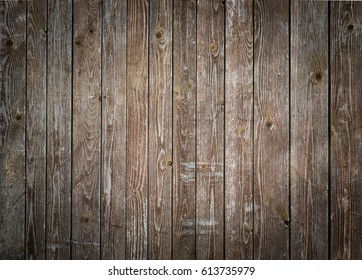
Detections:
[84, 217, 89, 223]
[89, 28, 94, 34]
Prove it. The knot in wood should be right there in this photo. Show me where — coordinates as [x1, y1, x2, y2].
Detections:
[15, 113, 22, 121]
[209, 42, 219, 56]
[88, 27, 95, 35]
[75, 35, 84, 47]
[5, 38, 14, 47]
[265, 120, 273, 128]
[347, 23, 355, 32]
[155, 27, 165, 40]
[313, 71, 322, 84]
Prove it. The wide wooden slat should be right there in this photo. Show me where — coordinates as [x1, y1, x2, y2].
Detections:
[26, 0, 47, 260]
[101, 0, 127, 260]
[254, 0, 289, 259]
[172, 0, 197, 260]
[47, 0, 72, 260]
[330, 1, 362, 260]
[225, 0, 254, 260]
[72, 0, 102, 259]
[126, 0, 149, 260]
[196, 0, 224, 260]
[290, 0, 329, 260]
[149, 0, 172, 259]
[0, 0, 26, 260]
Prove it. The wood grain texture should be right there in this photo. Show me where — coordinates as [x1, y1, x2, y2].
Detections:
[290, 0, 329, 260]
[47, 0, 72, 260]
[172, 0, 197, 260]
[72, 0, 101, 259]
[101, 0, 127, 260]
[26, 0, 47, 260]
[225, 0, 254, 260]
[149, 0, 172, 260]
[0, 0, 26, 260]
[127, 0, 149, 260]
[330, 1, 362, 260]
[196, 0, 224, 260]
[254, 0, 289, 259]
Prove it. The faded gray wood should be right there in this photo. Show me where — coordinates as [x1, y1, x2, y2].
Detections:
[225, 0, 254, 260]
[172, 0, 197, 260]
[254, 0, 289, 259]
[290, 0, 329, 260]
[149, 0, 173, 259]
[126, 0, 149, 260]
[72, 0, 102, 259]
[26, 0, 47, 260]
[0, 0, 26, 260]
[47, 0, 72, 260]
[330, 1, 362, 260]
[196, 0, 224, 260]
[101, 0, 127, 260]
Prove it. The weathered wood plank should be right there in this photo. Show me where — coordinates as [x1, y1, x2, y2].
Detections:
[0, 0, 26, 260]
[196, 0, 224, 260]
[290, 0, 329, 260]
[330, 1, 362, 260]
[72, 0, 102, 259]
[149, 0, 172, 259]
[126, 0, 149, 260]
[47, 0, 72, 260]
[26, 0, 47, 260]
[172, 0, 197, 260]
[101, 0, 127, 260]
[254, 0, 289, 259]
[225, 0, 254, 260]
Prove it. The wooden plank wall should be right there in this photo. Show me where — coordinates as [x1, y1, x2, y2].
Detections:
[0, 0, 361, 260]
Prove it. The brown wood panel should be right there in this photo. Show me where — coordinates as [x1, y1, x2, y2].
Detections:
[0, 0, 26, 260]
[196, 0, 224, 260]
[26, 0, 47, 260]
[101, 0, 127, 260]
[331, 1, 362, 260]
[290, 0, 329, 260]
[172, 0, 197, 260]
[47, 0, 72, 260]
[225, 0, 254, 260]
[126, 0, 149, 260]
[149, 0, 172, 259]
[254, 0, 289, 259]
[72, 0, 102, 259]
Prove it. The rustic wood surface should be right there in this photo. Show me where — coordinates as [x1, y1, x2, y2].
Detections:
[0, 0, 361, 260]
[290, 0, 329, 259]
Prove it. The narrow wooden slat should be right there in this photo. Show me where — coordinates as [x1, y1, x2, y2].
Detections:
[290, 0, 329, 260]
[172, 0, 197, 260]
[0, 0, 26, 260]
[225, 0, 254, 260]
[331, 1, 362, 260]
[72, 0, 102, 259]
[196, 0, 224, 260]
[126, 0, 149, 260]
[254, 0, 289, 259]
[47, 0, 72, 260]
[149, 0, 172, 259]
[101, 0, 127, 260]
[26, 0, 47, 260]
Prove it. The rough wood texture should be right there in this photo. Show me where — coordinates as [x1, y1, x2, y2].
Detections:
[149, 0, 172, 259]
[47, 0, 72, 260]
[290, 0, 329, 260]
[0, 0, 26, 260]
[330, 1, 362, 260]
[126, 0, 149, 260]
[254, 0, 289, 259]
[72, 0, 101, 259]
[172, 0, 197, 260]
[225, 0, 254, 260]
[26, 0, 47, 260]
[196, 0, 224, 260]
[101, 0, 127, 260]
